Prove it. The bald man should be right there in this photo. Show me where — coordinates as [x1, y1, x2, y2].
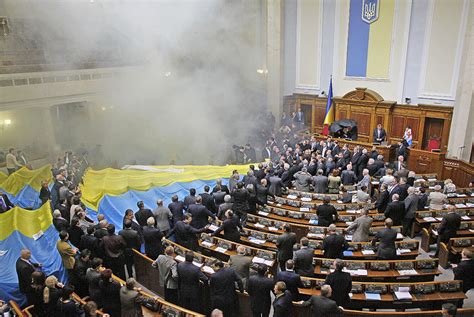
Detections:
[16, 249, 41, 305]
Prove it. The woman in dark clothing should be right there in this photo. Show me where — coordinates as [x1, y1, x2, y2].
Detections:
[31, 271, 46, 317]
[99, 269, 121, 317]
[43, 275, 63, 317]
[56, 286, 84, 317]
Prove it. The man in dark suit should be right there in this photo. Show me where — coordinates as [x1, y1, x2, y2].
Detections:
[256, 179, 274, 206]
[301, 284, 342, 317]
[384, 194, 405, 226]
[376, 184, 390, 212]
[293, 238, 315, 277]
[453, 248, 474, 293]
[276, 224, 296, 271]
[177, 251, 208, 312]
[373, 123, 387, 143]
[212, 210, 242, 242]
[135, 201, 153, 227]
[276, 260, 304, 301]
[209, 261, 243, 317]
[372, 218, 397, 259]
[262, 146, 272, 161]
[272, 281, 293, 317]
[247, 264, 274, 317]
[101, 224, 126, 279]
[119, 220, 141, 278]
[436, 205, 462, 256]
[392, 155, 406, 173]
[142, 217, 164, 260]
[80, 226, 99, 258]
[200, 185, 217, 214]
[183, 188, 197, 210]
[323, 225, 348, 259]
[357, 148, 369, 179]
[16, 249, 41, 306]
[317, 197, 338, 227]
[168, 195, 185, 225]
[325, 259, 352, 307]
[167, 213, 208, 251]
[188, 196, 216, 229]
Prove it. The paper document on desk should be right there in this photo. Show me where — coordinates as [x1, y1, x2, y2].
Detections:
[455, 204, 467, 208]
[361, 250, 375, 255]
[396, 249, 411, 255]
[214, 247, 228, 253]
[365, 293, 381, 300]
[201, 241, 214, 248]
[301, 197, 312, 202]
[355, 269, 368, 275]
[457, 194, 467, 197]
[436, 217, 443, 221]
[252, 257, 265, 264]
[249, 238, 266, 245]
[395, 291, 412, 300]
[466, 203, 474, 207]
[175, 255, 185, 262]
[308, 233, 324, 239]
[202, 266, 215, 274]
[461, 216, 471, 220]
[192, 261, 203, 268]
[287, 194, 298, 200]
[423, 217, 437, 222]
[345, 235, 353, 241]
[264, 260, 274, 266]
[396, 233, 403, 239]
[346, 210, 358, 213]
[208, 225, 219, 232]
[300, 207, 310, 212]
[254, 223, 265, 228]
[398, 269, 418, 275]
[258, 211, 269, 216]
[268, 227, 279, 231]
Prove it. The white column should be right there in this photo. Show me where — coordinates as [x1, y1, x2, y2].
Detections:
[266, 0, 284, 122]
[448, 1, 473, 161]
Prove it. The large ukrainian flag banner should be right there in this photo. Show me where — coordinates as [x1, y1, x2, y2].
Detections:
[346, 0, 395, 78]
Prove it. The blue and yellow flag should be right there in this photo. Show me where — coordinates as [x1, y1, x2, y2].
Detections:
[322, 77, 334, 135]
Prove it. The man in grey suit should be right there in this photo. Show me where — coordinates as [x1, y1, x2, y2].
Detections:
[341, 164, 357, 185]
[229, 245, 252, 287]
[356, 186, 370, 203]
[152, 246, 178, 304]
[428, 185, 447, 210]
[345, 208, 373, 242]
[372, 218, 397, 260]
[312, 169, 328, 193]
[301, 284, 342, 317]
[293, 167, 313, 192]
[293, 237, 315, 277]
[403, 187, 419, 237]
[269, 172, 284, 196]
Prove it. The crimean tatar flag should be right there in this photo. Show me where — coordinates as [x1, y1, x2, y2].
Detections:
[322, 77, 334, 135]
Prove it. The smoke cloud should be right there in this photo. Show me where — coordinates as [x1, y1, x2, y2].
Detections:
[3, 0, 268, 165]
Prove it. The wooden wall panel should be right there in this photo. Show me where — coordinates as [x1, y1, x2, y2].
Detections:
[351, 112, 371, 136]
[391, 116, 405, 138]
[376, 115, 384, 126]
[314, 105, 326, 128]
[339, 110, 347, 120]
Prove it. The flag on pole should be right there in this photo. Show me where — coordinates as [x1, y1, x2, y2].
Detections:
[322, 77, 334, 135]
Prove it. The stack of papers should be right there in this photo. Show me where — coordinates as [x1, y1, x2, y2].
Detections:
[423, 217, 437, 222]
[345, 235, 353, 241]
[457, 194, 467, 197]
[301, 197, 312, 202]
[308, 233, 324, 239]
[258, 211, 269, 216]
[202, 266, 215, 274]
[395, 287, 412, 300]
[208, 225, 219, 231]
[362, 250, 375, 255]
[461, 216, 471, 220]
[214, 247, 228, 253]
[396, 233, 403, 239]
[192, 261, 203, 268]
[346, 269, 368, 276]
[346, 210, 358, 213]
[201, 241, 214, 248]
[249, 238, 266, 245]
[365, 293, 381, 300]
[287, 194, 298, 199]
[268, 227, 279, 231]
[346, 222, 354, 226]
[300, 207, 310, 212]
[466, 203, 474, 207]
[263, 259, 274, 266]
[175, 255, 185, 262]
[455, 204, 467, 208]
[254, 223, 265, 228]
[436, 217, 443, 221]
[398, 269, 418, 276]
